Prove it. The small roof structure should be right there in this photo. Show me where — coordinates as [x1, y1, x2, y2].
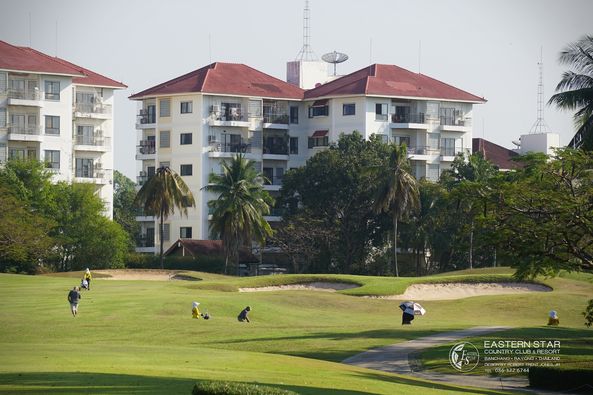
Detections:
[472, 138, 522, 171]
[164, 239, 259, 263]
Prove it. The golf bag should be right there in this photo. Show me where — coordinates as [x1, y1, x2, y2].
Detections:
[402, 312, 415, 325]
[81, 279, 89, 290]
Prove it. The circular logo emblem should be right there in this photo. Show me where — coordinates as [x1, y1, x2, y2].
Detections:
[449, 342, 480, 372]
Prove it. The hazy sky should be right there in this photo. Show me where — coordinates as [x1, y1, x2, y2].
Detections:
[2, 0, 591, 179]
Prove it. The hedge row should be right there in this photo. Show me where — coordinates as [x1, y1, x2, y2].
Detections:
[528, 367, 593, 390]
[192, 381, 298, 395]
[125, 254, 225, 273]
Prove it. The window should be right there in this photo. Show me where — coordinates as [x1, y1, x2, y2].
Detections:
[427, 164, 440, 181]
[0, 143, 6, 163]
[440, 138, 455, 156]
[0, 108, 5, 128]
[45, 116, 60, 135]
[76, 125, 94, 145]
[160, 99, 171, 117]
[180, 226, 192, 239]
[9, 148, 25, 160]
[44, 150, 60, 169]
[308, 105, 329, 118]
[145, 228, 155, 247]
[308, 136, 329, 148]
[181, 101, 193, 114]
[180, 164, 192, 176]
[162, 223, 170, 242]
[343, 103, 355, 116]
[394, 136, 411, 147]
[428, 133, 440, 151]
[75, 158, 94, 178]
[159, 161, 170, 168]
[289, 137, 299, 155]
[375, 103, 388, 121]
[160, 130, 170, 148]
[147, 166, 156, 177]
[290, 106, 299, 124]
[45, 81, 60, 100]
[180, 133, 192, 145]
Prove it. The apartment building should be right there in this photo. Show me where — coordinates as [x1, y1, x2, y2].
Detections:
[131, 62, 484, 253]
[0, 40, 126, 218]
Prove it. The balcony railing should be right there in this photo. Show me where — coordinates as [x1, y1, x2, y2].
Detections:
[440, 116, 466, 126]
[6, 89, 41, 101]
[405, 146, 441, 155]
[136, 235, 155, 248]
[209, 109, 247, 122]
[75, 170, 105, 179]
[8, 125, 41, 135]
[263, 175, 284, 185]
[74, 135, 110, 146]
[440, 148, 462, 157]
[391, 112, 426, 123]
[75, 102, 112, 114]
[138, 140, 156, 155]
[267, 207, 285, 217]
[263, 142, 288, 155]
[138, 110, 156, 124]
[209, 142, 252, 153]
[263, 113, 289, 124]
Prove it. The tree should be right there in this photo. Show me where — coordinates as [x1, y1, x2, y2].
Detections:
[371, 144, 419, 277]
[497, 148, 593, 277]
[203, 154, 274, 274]
[134, 166, 195, 269]
[113, 170, 140, 250]
[549, 35, 593, 150]
[280, 132, 391, 274]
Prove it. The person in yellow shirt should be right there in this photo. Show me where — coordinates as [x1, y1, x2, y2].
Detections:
[83, 268, 92, 290]
[192, 302, 201, 319]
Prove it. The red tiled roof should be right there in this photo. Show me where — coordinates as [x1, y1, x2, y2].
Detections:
[130, 62, 304, 100]
[305, 64, 486, 103]
[0, 41, 126, 89]
[164, 239, 259, 263]
[472, 138, 522, 170]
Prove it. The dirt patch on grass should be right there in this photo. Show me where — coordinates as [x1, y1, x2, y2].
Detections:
[376, 282, 552, 301]
[94, 269, 197, 281]
[239, 282, 359, 292]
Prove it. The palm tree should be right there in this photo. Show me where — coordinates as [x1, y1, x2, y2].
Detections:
[372, 144, 420, 276]
[203, 154, 274, 274]
[549, 35, 593, 150]
[134, 166, 195, 269]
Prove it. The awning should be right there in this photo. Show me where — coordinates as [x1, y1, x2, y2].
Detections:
[312, 130, 328, 138]
[312, 99, 328, 107]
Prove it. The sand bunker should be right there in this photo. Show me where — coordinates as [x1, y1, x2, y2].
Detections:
[95, 270, 183, 281]
[378, 282, 552, 301]
[239, 282, 359, 292]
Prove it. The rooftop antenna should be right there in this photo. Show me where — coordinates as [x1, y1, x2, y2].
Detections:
[28, 13, 32, 47]
[529, 47, 550, 134]
[295, 0, 317, 61]
[322, 51, 349, 76]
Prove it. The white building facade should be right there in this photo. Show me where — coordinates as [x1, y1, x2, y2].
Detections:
[0, 41, 126, 218]
[131, 62, 485, 253]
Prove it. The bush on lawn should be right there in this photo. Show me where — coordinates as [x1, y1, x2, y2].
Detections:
[528, 367, 593, 390]
[192, 380, 298, 395]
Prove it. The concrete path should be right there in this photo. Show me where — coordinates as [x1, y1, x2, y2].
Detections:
[343, 326, 532, 392]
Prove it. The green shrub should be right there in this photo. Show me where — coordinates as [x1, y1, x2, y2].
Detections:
[192, 380, 298, 395]
[528, 367, 593, 390]
[125, 253, 225, 273]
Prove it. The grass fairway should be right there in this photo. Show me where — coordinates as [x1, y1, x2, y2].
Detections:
[0, 269, 591, 394]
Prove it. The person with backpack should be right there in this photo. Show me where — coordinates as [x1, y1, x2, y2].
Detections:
[67, 286, 82, 317]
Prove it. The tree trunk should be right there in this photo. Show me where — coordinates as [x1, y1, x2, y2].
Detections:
[160, 208, 164, 270]
[394, 216, 399, 277]
[469, 219, 474, 270]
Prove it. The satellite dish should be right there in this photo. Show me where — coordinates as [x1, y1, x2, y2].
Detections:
[322, 51, 349, 76]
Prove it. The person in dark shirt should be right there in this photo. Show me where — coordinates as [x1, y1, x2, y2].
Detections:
[237, 306, 251, 322]
[67, 286, 82, 317]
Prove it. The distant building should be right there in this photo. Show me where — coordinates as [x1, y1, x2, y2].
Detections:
[0, 40, 126, 218]
[472, 138, 521, 171]
[513, 132, 560, 156]
[130, 61, 485, 253]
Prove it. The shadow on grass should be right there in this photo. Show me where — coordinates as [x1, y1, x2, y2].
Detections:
[208, 328, 459, 362]
[0, 372, 394, 395]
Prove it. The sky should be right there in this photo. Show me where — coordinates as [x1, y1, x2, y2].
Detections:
[1, 0, 592, 179]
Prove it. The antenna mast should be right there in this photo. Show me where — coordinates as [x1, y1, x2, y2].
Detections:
[529, 47, 549, 134]
[295, 0, 317, 61]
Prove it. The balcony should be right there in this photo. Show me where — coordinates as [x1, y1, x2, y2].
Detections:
[391, 113, 430, 130]
[5, 89, 43, 107]
[208, 105, 250, 127]
[208, 140, 257, 160]
[405, 146, 441, 157]
[263, 137, 289, 160]
[263, 113, 289, 125]
[136, 110, 156, 128]
[136, 235, 155, 248]
[74, 102, 112, 119]
[440, 116, 471, 132]
[134, 208, 155, 222]
[136, 140, 156, 160]
[73, 135, 111, 151]
[74, 169, 108, 184]
[7, 125, 43, 142]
